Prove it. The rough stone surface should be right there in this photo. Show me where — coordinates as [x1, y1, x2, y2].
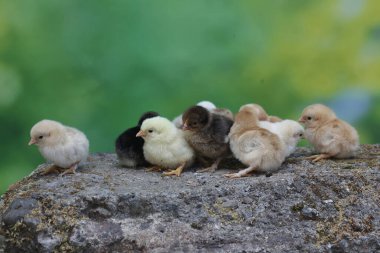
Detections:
[0, 145, 379, 253]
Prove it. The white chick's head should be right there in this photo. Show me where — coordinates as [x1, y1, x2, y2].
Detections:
[277, 120, 304, 148]
[240, 104, 268, 121]
[197, 101, 216, 111]
[29, 120, 65, 147]
[137, 116, 177, 143]
[299, 104, 336, 129]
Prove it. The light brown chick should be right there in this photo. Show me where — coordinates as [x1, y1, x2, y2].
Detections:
[268, 115, 282, 123]
[299, 104, 359, 162]
[247, 104, 282, 122]
[224, 105, 286, 178]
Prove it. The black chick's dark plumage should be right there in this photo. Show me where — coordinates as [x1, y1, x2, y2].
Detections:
[182, 106, 233, 172]
[115, 111, 159, 167]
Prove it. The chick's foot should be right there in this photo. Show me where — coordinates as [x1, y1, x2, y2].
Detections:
[196, 158, 221, 173]
[61, 163, 79, 176]
[146, 166, 163, 172]
[163, 164, 185, 177]
[41, 165, 63, 175]
[197, 166, 216, 173]
[224, 173, 241, 178]
[224, 166, 256, 178]
[306, 154, 332, 162]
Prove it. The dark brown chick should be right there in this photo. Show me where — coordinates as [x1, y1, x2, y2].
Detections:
[182, 106, 234, 173]
[211, 108, 234, 120]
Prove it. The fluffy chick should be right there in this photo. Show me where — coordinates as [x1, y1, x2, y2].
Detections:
[299, 104, 359, 162]
[182, 106, 233, 173]
[115, 111, 159, 167]
[197, 101, 217, 111]
[247, 104, 282, 122]
[224, 105, 286, 178]
[173, 101, 217, 128]
[258, 120, 304, 157]
[211, 108, 234, 120]
[29, 119, 89, 175]
[137, 116, 194, 176]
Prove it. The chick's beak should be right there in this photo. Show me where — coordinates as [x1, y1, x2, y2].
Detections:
[182, 121, 189, 131]
[136, 130, 146, 138]
[298, 117, 305, 123]
[28, 138, 37, 145]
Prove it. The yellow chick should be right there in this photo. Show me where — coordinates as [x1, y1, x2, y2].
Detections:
[136, 116, 194, 176]
[299, 104, 360, 162]
[29, 119, 89, 175]
[224, 105, 287, 178]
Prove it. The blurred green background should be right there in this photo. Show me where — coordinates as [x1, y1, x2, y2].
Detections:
[0, 0, 379, 193]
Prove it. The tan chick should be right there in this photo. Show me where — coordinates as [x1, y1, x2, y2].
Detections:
[299, 104, 360, 162]
[29, 119, 89, 175]
[224, 105, 287, 178]
[248, 104, 282, 122]
[136, 116, 194, 176]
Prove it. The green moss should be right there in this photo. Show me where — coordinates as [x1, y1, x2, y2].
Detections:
[205, 198, 244, 225]
[291, 202, 304, 212]
[3, 196, 85, 253]
[316, 194, 376, 245]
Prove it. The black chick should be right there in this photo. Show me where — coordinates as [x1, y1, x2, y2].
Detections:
[115, 111, 159, 167]
[182, 106, 233, 173]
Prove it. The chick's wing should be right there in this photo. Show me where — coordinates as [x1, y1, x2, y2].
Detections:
[237, 131, 264, 153]
[317, 120, 345, 147]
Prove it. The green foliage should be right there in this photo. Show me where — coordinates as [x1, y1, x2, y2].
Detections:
[0, 0, 379, 193]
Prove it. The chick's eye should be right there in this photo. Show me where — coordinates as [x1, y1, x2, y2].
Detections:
[148, 129, 153, 133]
[38, 135, 43, 139]
[307, 116, 312, 120]
[299, 133, 303, 137]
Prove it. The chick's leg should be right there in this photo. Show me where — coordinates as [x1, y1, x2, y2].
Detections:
[146, 166, 163, 172]
[61, 162, 79, 176]
[197, 157, 222, 173]
[305, 154, 320, 160]
[163, 163, 186, 177]
[224, 165, 256, 179]
[41, 165, 63, 175]
[312, 153, 333, 162]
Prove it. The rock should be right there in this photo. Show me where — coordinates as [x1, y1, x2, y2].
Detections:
[2, 198, 38, 227]
[69, 220, 123, 251]
[37, 230, 62, 253]
[0, 235, 4, 253]
[301, 207, 319, 220]
[323, 199, 334, 204]
[0, 145, 379, 253]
